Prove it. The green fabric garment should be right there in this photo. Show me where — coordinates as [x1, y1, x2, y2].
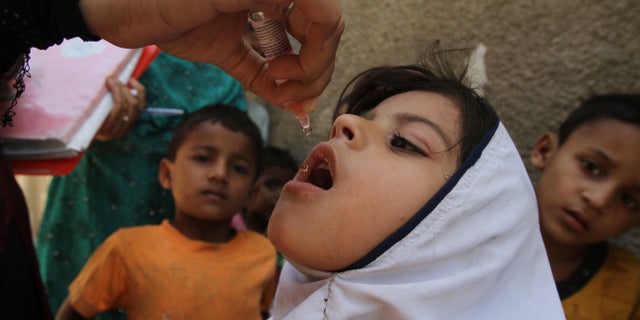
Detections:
[35, 53, 246, 319]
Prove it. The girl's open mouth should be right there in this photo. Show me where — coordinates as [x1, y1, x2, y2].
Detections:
[298, 143, 334, 190]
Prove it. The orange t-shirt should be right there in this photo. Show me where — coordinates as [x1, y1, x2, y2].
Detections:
[69, 219, 276, 319]
[562, 244, 640, 320]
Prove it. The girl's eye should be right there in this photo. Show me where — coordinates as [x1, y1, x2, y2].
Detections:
[622, 194, 638, 211]
[390, 133, 425, 156]
[580, 158, 601, 175]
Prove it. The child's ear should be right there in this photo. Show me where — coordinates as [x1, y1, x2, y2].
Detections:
[531, 132, 559, 170]
[158, 158, 173, 189]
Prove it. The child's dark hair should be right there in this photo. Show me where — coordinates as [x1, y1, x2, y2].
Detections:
[558, 94, 640, 145]
[262, 146, 298, 172]
[166, 104, 263, 176]
[338, 42, 498, 164]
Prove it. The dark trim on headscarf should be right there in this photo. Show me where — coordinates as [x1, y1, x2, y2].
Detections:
[341, 120, 500, 272]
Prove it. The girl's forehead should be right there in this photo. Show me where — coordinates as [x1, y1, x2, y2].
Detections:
[372, 91, 458, 115]
[370, 92, 461, 133]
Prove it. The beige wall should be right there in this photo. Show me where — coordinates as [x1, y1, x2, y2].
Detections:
[264, 0, 640, 253]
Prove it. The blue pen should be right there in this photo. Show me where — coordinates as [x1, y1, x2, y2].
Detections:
[140, 107, 185, 116]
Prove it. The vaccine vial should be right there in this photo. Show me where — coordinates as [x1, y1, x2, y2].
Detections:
[248, 11, 312, 136]
[248, 11, 293, 59]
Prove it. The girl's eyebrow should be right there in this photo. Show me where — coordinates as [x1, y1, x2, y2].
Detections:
[394, 112, 453, 147]
[363, 110, 453, 147]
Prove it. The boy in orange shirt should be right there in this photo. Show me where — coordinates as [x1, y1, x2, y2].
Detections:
[56, 104, 276, 320]
[531, 94, 640, 319]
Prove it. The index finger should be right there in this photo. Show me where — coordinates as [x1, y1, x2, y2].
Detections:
[268, 0, 345, 82]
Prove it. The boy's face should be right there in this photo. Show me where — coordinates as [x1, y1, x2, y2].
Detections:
[246, 166, 297, 220]
[268, 91, 462, 271]
[159, 122, 257, 223]
[532, 119, 640, 246]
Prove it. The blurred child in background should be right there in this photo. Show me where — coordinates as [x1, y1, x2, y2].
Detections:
[233, 146, 298, 235]
[232, 145, 297, 289]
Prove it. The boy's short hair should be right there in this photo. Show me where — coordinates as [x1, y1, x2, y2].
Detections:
[558, 94, 640, 145]
[166, 104, 263, 177]
[261, 146, 298, 172]
[338, 43, 498, 164]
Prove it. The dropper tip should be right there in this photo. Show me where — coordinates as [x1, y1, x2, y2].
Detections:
[301, 125, 312, 136]
[297, 114, 312, 136]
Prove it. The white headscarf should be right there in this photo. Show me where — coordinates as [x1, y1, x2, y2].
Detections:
[271, 123, 565, 319]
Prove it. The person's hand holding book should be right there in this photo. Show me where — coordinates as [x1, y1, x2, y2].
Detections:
[95, 77, 146, 141]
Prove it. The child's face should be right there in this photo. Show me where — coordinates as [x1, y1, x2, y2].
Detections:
[160, 122, 257, 223]
[533, 119, 640, 245]
[246, 166, 297, 220]
[268, 91, 462, 271]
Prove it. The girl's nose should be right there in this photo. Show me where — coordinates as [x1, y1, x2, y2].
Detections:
[330, 114, 368, 150]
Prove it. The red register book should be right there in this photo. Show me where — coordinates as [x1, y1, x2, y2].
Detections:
[0, 38, 159, 175]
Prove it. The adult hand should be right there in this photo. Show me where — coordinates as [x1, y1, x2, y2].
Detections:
[79, 0, 345, 111]
[95, 76, 146, 140]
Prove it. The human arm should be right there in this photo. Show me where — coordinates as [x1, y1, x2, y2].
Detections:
[1, 0, 344, 110]
[59, 234, 127, 320]
[95, 76, 146, 140]
[56, 297, 91, 320]
[81, 0, 344, 110]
